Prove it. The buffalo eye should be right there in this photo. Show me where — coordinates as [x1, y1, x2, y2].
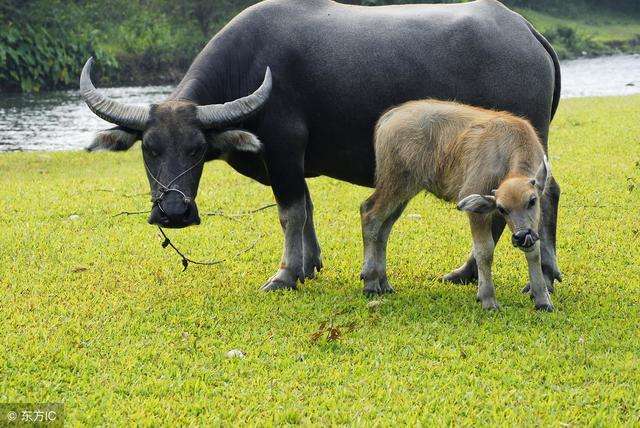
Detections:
[497, 205, 508, 216]
[187, 146, 203, 157]
[142, 143, 160, 158]
[528, 196, 537, 209]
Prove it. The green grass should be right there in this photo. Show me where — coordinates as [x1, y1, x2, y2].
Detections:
[513, 6, 640, 59]
[1, 95, 640, 425]
[517, 7, 640, 44]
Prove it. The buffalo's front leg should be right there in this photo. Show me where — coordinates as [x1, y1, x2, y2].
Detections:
[260, 130, 308, 292]
[302, 184, 323, 279]
[261, 198, 306, 291]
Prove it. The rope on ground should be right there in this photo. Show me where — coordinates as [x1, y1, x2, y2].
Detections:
[157, 227, 262, 271]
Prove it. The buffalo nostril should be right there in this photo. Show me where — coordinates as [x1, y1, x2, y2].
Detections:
[148, 207, 167, 225]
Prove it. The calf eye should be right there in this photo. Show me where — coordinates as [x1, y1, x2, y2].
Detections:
[528, 197, 537, 208]
[497, 205, 508, 216]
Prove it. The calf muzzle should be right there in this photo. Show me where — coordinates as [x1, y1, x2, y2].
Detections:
[511, 229, 539, 251]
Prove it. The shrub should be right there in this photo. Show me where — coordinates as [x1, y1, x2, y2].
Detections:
[542, 25, 610, 59]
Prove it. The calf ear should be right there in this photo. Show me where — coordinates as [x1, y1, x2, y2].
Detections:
[534, 155, 552, 191]
[457, 194, 497, 214]
[86, 126, 140, 152]
[207, 130, 263, 153]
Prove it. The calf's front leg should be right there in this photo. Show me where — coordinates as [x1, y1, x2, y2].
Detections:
[469, 214, 499, 310]
[525, 243, 554, 311]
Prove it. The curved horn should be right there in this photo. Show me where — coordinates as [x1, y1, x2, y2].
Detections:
[196, 67, 272, 129]
[80, 57, 150, 131]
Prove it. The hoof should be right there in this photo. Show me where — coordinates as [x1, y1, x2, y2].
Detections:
[378, 277, 395, 294]
[362, 276, 395, 296]
[363, 281, 384, 296]
[442, 269, 477, 285]
[522, 282, 555, 294]
[260, 278, 297, 292]
[480, 298, 500, 310]
[363, 280, 382, 296]
[303, 255, 323, 280]
[535, 302, 554, 312]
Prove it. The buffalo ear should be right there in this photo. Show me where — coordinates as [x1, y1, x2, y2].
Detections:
[534, 155, 552, 191]
[207, 129, 263, 153]
[86, 126, 141, 152]
[457, 194, 497, 214]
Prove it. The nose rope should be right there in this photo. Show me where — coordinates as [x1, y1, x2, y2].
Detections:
[138, 150, 266, 272]
[144, 150, 206, 208]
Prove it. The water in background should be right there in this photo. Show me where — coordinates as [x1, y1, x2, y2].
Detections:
[561, 54, 640, 98]
[1, 54, 639, 152]
[0, 86, 172, 151]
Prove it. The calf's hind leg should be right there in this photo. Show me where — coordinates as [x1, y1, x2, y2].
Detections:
[375, 201, 409, 293]
[360, 190, 413, 295]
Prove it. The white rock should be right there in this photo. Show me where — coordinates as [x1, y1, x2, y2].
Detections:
[406, 213, 422, 220]
[367, 300, 384, 311]
[226, 349, 245, 359]
[68, 214, 81, 221]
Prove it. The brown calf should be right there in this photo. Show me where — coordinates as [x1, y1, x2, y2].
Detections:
[360, 100, 554, 311]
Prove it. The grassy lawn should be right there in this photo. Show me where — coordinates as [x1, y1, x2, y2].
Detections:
[1, 95, 639, 425]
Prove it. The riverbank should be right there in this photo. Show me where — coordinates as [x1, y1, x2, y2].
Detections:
[3, 54, 639, 152]
[516, 6, 640, 59]
[1, 95, 639, 424]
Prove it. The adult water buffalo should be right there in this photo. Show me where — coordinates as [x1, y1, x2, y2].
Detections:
[81, 0, 562, 293]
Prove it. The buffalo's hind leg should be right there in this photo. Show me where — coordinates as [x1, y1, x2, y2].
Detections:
[443, 216, 505, 284]
[302, 184, 323, 279]
[523, 176, 562, 294]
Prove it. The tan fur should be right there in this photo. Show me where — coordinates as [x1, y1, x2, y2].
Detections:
[359, 99, 554, 309]
[373, 99, 544, 209]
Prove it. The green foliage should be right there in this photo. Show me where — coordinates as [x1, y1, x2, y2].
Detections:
[542, 25, 609, 59]
[0, 23, 115, 92]
[361, 0, 640, 15]
[0, 0, 246, 92]
[96, 9, 204, 86]
[1, 0, 639, 92]
[1, 95, 639, 424]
